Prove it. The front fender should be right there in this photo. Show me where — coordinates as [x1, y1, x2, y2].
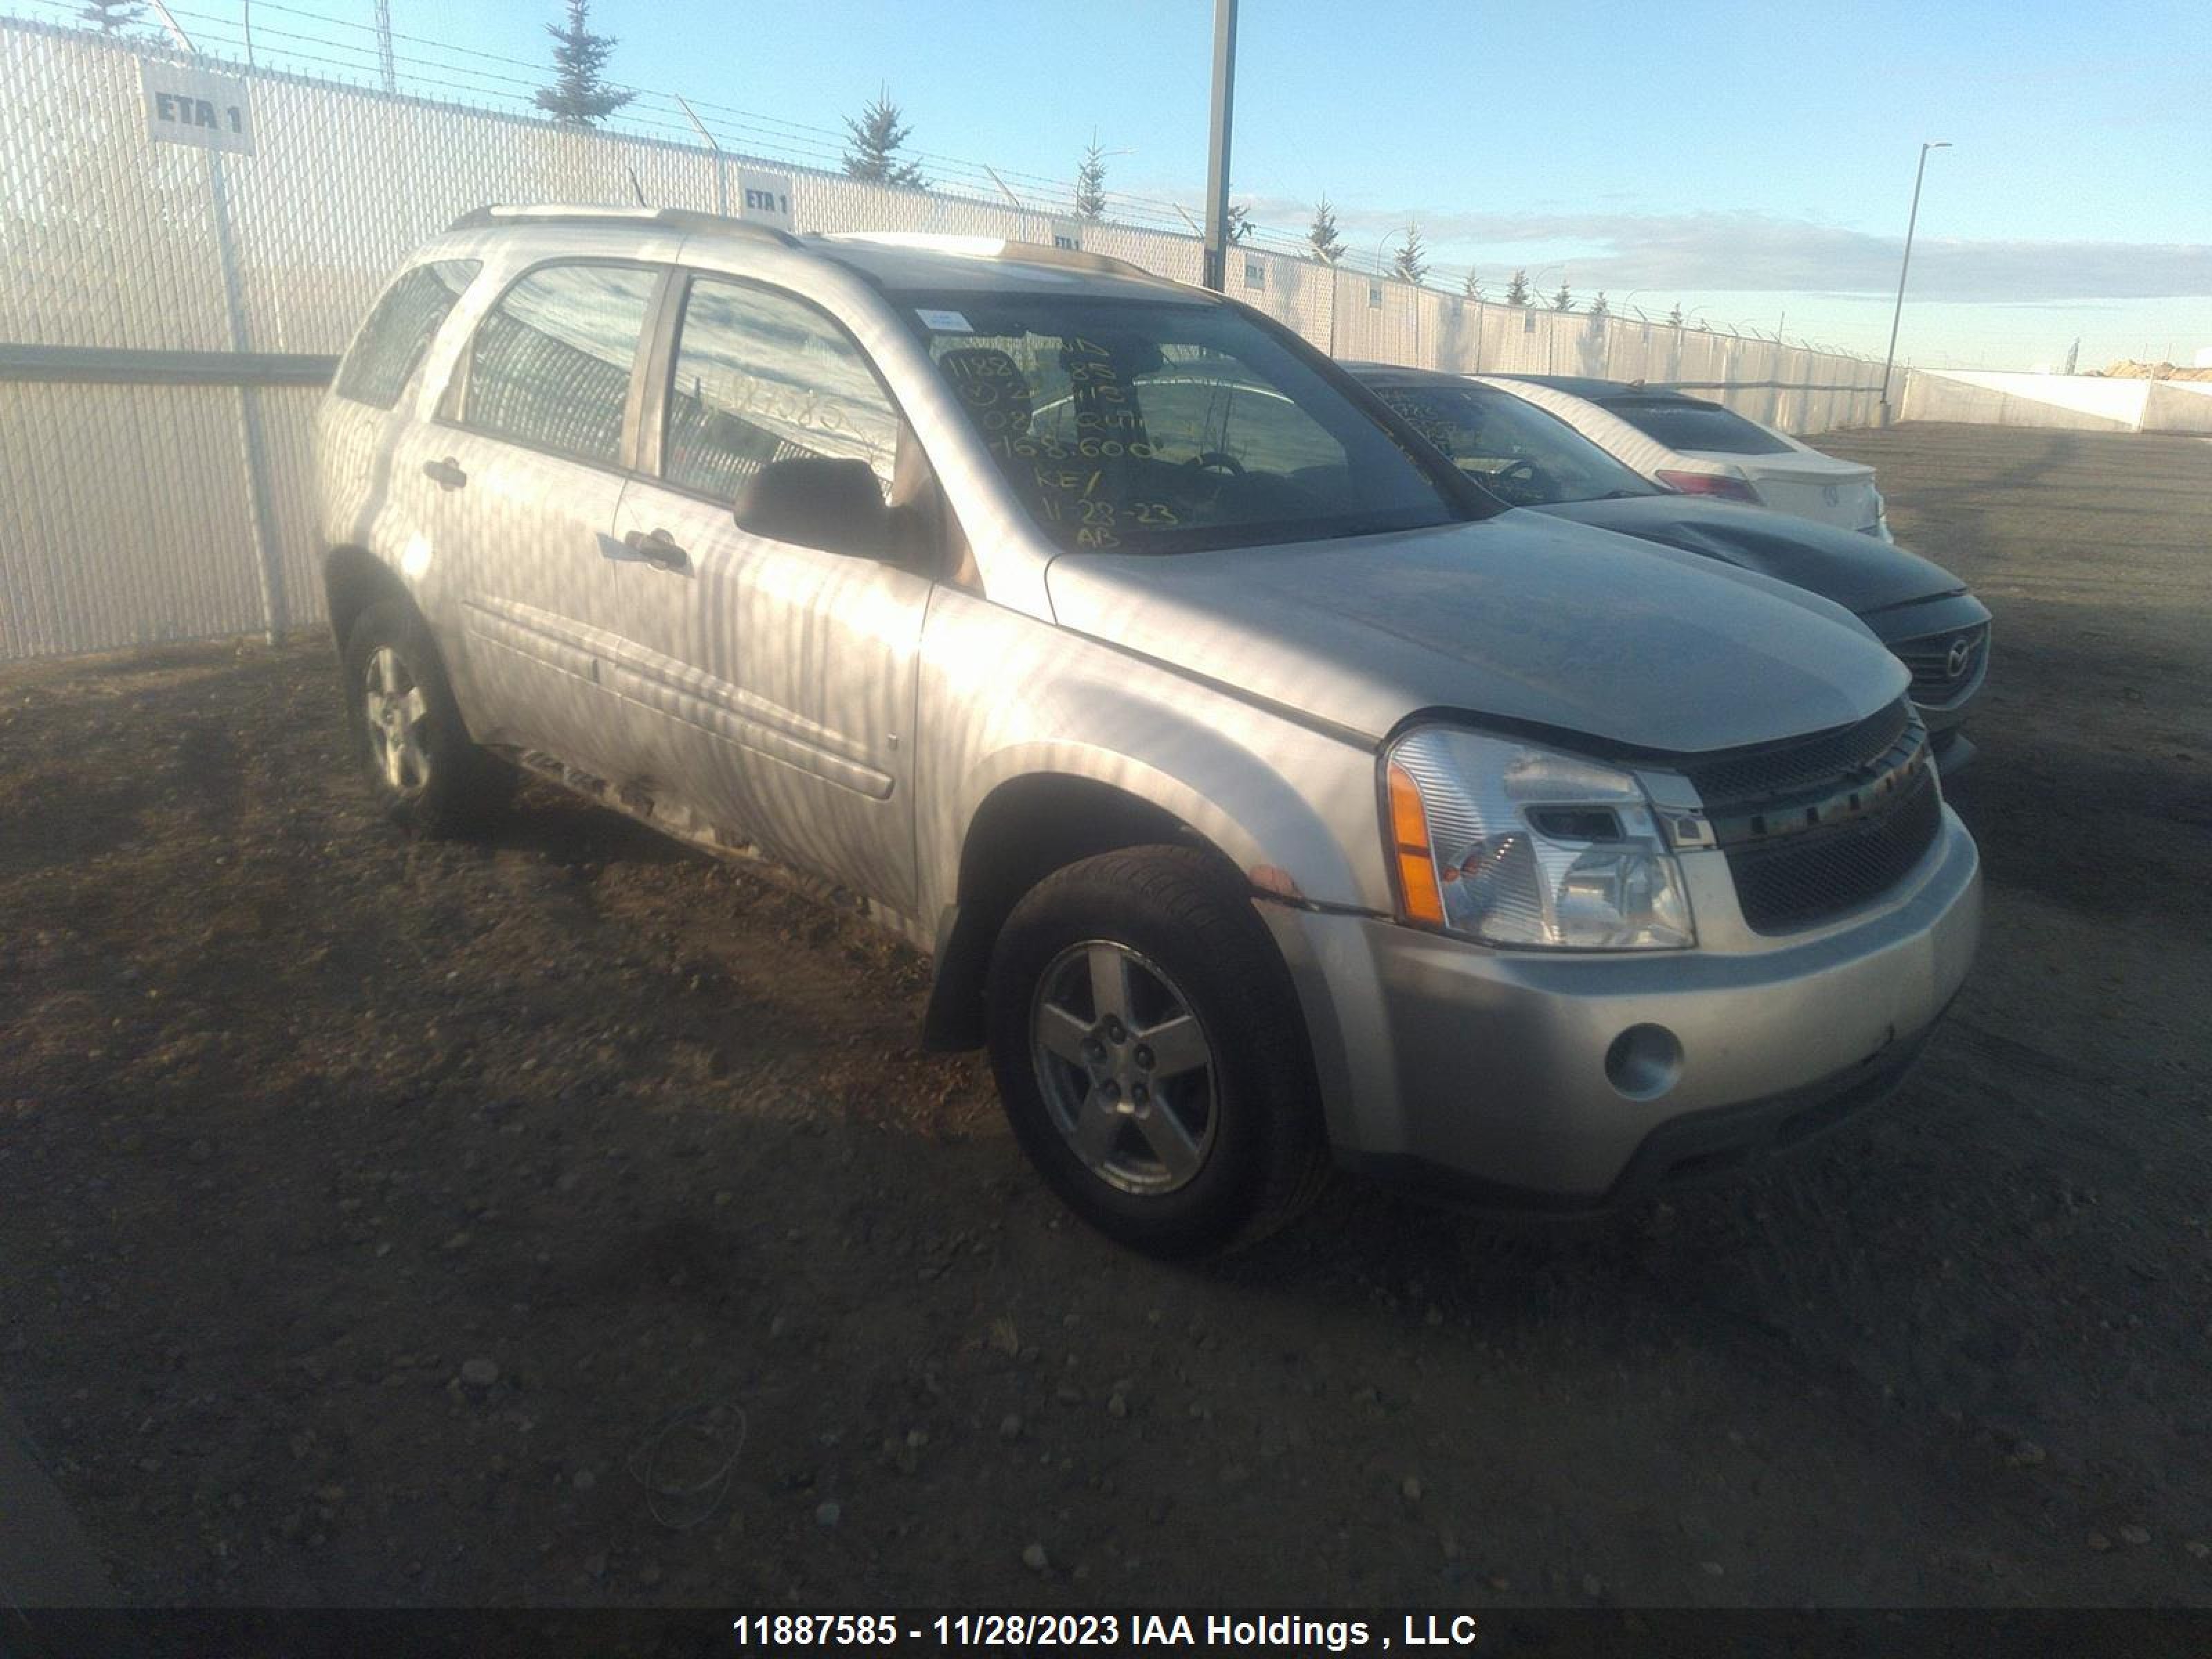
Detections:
[915, 588, 1391, 930]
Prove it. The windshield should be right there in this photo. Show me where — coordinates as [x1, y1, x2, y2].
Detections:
[900, 292, 1474, 553]
[1600, 397, 1794, 455]
[1371, 381, 1658, 507]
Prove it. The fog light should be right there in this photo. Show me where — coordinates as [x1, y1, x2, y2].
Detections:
[1605, 1024, 1682, 1100]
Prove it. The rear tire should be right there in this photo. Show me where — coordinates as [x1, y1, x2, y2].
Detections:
[341, 599, 512, 838]
[985, 845, 1329, 1256]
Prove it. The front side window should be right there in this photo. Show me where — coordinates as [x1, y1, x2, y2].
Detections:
[661, 276, 899, 503]
[333, 259, 478, 409]
[460, 263, 659, 466]
[1375, 384, 1656, 508]
[1600, 397, 1793, 456]
[907, 293, 1472, 554]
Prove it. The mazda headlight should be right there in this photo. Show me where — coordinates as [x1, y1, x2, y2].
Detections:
[1385, 728, 1694, 950]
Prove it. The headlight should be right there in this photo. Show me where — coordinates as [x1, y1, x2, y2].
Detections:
[1385, 728, 1695, 950]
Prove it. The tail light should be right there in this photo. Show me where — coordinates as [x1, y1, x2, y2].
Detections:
[1656, 469, 1761, 504]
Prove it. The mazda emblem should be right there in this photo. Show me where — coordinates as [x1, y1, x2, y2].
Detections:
[1944, 635, 1974, 679]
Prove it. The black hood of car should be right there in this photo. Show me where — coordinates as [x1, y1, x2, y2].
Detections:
[1533, 496, 1965, 616]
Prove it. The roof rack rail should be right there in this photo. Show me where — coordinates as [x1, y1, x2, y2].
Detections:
[821, 231, 1173, 285]
[444, 204, 799, 246]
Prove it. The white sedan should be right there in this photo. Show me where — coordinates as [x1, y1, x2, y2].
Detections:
[1479, 375, 1891, 539]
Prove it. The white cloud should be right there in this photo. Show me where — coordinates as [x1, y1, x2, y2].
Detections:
[1235, 200, 2212, 301]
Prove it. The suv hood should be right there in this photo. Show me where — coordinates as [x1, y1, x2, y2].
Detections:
[1532, 496, 1964, 615]
[1045, 514, 1909, 755]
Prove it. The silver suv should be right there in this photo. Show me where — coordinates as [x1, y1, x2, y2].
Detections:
[315, 206, 1982, 1255]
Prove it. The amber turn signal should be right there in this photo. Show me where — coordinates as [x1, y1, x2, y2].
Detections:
[1387, 761, 1445, 928]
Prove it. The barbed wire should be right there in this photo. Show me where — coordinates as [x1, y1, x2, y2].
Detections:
[5, 0, 1877, 357]
[1, 1, 1534, 281]
[32, 0, 1219, 232]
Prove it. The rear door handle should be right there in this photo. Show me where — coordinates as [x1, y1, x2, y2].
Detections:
[421, 456, 467, 491]
[620, 527, 690, 573]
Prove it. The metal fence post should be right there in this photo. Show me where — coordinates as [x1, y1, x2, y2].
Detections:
[207, 146, 288, 644]
[673, 93, 726, 216]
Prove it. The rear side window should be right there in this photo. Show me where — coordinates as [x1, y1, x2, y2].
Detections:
[1601, 398, 1793, 455]
[661, 276, 899, 503]
[332, 259, 478, 410]
[460, 263, 659, 467]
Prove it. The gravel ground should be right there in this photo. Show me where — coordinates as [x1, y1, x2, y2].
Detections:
[1, 422, 2207, 1609]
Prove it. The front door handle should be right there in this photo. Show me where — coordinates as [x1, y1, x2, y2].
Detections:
[421, 456, 467, 491]
[621, 527, 690, 573]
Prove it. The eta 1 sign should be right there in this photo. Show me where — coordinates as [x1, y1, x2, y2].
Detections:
[736, 169, 794, 232]
[140, 61, 255, 155]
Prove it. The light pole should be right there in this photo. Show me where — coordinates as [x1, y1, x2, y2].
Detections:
[1879, 140, 1951, 425]
[1201, 0, 1238, 292]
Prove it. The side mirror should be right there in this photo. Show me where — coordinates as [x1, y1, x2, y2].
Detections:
[733, 457, 888, 557]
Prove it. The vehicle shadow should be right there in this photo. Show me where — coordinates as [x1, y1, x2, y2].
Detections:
[1190, 1070, 2054, 1436]
[485, 778, 700, 872]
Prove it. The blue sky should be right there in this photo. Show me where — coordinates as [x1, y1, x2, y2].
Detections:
[137, 0, 2212, 368]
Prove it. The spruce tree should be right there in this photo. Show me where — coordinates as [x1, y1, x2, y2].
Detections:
[1504, 269, 1532, 307]
[1074, 138, 1108, 221]
[1391, 222, 1427, 286]
[842, 88, 926, 189]
[1588, 291, 1610, 320]
[1461, 268, 1482, 301]
[533, 0, 633, 130]
[1306, 198, 1345, 264]
[78, 0, 146, 35]
[1550, 281, 1573, 312]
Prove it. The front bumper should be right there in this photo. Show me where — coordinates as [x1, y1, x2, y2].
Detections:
[1262, 805, 1981, 1206]
[1928, 724, 1977, 776]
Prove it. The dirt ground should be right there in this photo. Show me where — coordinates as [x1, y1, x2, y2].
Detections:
[1, 423, 2207, 1610]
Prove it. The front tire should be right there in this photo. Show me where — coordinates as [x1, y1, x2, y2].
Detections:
[985, 845, 1328, 1256]
[341, 599, 512, 837]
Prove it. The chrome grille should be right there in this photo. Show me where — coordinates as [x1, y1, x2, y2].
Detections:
[1892, 623, 1989, 708]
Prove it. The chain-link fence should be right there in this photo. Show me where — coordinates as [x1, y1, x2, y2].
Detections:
[0, 16, 1886, 662]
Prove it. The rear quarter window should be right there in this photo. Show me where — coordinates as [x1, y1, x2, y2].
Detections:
[333, 260, 479, 410]
[1601, 399, 1793, 456]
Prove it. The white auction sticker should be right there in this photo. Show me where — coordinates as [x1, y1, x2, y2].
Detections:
[915, 309, 973, 333]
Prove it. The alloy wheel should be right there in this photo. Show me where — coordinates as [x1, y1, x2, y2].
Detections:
[361, 645, 432, 796]
[1030, 939, 1219, 1195]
